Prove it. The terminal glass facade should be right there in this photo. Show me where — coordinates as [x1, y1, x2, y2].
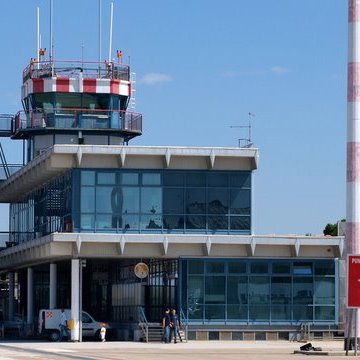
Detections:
[73, 169, 252, 234]
[180, 259, 337, 325]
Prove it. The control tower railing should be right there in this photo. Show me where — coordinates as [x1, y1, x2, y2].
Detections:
[23, 60, 130, 82]
[13, 108, 142, 134]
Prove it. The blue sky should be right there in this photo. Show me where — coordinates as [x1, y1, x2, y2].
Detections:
[0, 0, 347, 235]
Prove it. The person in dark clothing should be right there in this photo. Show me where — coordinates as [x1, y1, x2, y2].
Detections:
[170, 308, 182, 343]
[161, 308, 171, 343]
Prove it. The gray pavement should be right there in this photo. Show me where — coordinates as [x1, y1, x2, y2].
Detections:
[0, 340, 355, 360]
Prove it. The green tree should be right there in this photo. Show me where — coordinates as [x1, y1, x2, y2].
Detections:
[323, 219, 345, 236]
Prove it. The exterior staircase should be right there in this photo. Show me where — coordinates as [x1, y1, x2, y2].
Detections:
[139, 323, 186, 342]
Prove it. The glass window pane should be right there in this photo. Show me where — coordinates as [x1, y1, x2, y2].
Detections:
[141, 187, 162, 214]
[227, 305, 248, 321]
[186, 173, 206, 187]
[188, 261, 204, 274]
[272, 263, 290, 274]
[230, 189, 250, 214]
[228, 262, 247, 274]
[208, 216, 228, 230]
[206, 262, 225, 274]
[208, 189, 228, 214]
[271, 305, 291, 321]
[314, 261, 335, 276]
[207, 173, 228, 187]
[205, 276, 226, 304]
[249, 276, 269, 304]
[186, 215, 206, 230]
[97, 172, 115, 185]
[230, 216, 250, 231]
[120, 173, 139, 185]
[294, 262, 313, 275]
[163, 172, 185, 186]
[230, 173, 251, 188]
[163, 188, 184, 214]
[122, 215, 139, 231]
[188, 305, 203, 320]
[140, 215, 162, 230]
[163, 215, 184, 230]
[96, 187, 113, 213]
[81, 214, 94, 229]
[186, 189, 206, 214]
[249, 305, 270, 321]
[95, 214, 114, 229]
[315, 306, 335, 321]
[293, 306, 313, 321]
[227, 276, 248, 304]
[271, 277, 291, 304]
[314, 277, 335, 304]
[81, 171, 95, 186]
[81, 187, 95, 212]
[122, 187, 139, 213]
[205, 305, 225, 321]
[251, 262, 268, 274]
[188, 275, 204, 303]
[293, 277, 313, 304]
[142, 173, 161, 185]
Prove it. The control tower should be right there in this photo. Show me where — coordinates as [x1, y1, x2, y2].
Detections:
[8, 58, 142, 163]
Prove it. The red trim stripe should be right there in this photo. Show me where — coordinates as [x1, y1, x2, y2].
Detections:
[32, 79, 44, 93]
[56, 78, 70, 92]
[83, 79, 97, 93]
[110, 79, 120, 94]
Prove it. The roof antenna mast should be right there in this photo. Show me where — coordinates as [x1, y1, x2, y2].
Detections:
[108, 2, 114, 62]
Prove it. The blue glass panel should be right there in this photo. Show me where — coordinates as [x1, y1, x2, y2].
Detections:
[97, 172, 116, 184]
[230, 173, 251, 188]
[186, 173, 206, 187]
[293, 305, 313, 321]
[81, 187, 95, 212]
[272, 263, 291, 274]
[207, 188, 228, 214]
[249, 305, 270, 321]
[205, 276, 226, 304]
[250, 262, 268, 274]
[163, 172, 185, 186]
[163, 188, 184, 214]
[207, 173, 228, 187]
[141, 188, 162, 214]
[230, 189, 250, 214]
[271, 277, 291, 304]
[293, 262, 313, 275]
[81, 171, 95, 185]
[228, 262, 247, 274]
[208, 216, 228, 230]
[293, 277, 313, 304]
[315, 306, 335, 321]
[188, 261, 204, 274]
[142, 173, 161, 185]
[188, 305, 203, 320]
[95, 214, 114, 229]
[314, 277, 335, 304]
[249, 276, 270, 304]
[81, 214, 94, 230]
[122, 214, 139, 231]
[206, 262, 225, 274]
[96, 186, 114, 213]
[271, 305, 291, 321]
[230, 216, 250, 230]
[188, 275, 204, 303]
[120, 173, 139, 185]
[227, 276, 248, 304]
[140, 215, 162, 230]
[186, 215, 206, 230]
[314, 262, 335, 276]
[227, 305, 248, 321]
[163, 215, 184, 230]
[185, 189, 206, 214]
[122, 187, 139, 213]
[205, 305, 225, 321]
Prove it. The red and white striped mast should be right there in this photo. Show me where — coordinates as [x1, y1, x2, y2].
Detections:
[347, 0, 360, 341]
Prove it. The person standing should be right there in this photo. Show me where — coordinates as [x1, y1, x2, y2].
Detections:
[58, 308, 71, 341]
[161, 308, 171, 343]
[170, 308, 181, 343]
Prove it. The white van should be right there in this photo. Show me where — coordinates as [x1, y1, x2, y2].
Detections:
[38, 309, 109, 341]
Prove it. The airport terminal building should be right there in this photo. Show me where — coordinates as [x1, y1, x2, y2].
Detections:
[0, 58, 344, 341]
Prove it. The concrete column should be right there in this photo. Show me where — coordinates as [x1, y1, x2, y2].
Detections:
[8, 272, 14, 320]
[71, 259, 80, 341]
[49, 263, 57, 309]
[27, 268, 34, 325]
[347, 0, 360, 339]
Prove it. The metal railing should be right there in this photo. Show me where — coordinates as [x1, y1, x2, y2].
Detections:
[13, 108, 142, 134]
[138, 306, 149, 343]
[180, 308, 188, 342]
[23, 60, 130, 82]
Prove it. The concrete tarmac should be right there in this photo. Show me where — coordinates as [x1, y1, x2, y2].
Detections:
[0, 339, 354, 359]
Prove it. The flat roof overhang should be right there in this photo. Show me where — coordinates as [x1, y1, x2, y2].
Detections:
[0, 145, 259, 202]
[0, 233, 344, 270]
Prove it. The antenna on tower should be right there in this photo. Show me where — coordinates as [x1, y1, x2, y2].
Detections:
[108, 2, 114, 62]
[230, 112, 255, 148]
